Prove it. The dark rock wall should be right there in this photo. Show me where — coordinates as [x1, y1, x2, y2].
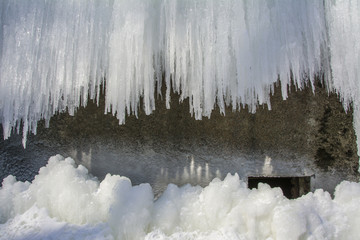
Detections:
[0, 81, 358, 195]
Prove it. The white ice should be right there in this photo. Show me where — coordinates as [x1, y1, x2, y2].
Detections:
[1, 0, 359, 153]
[0, 155, 360, 240]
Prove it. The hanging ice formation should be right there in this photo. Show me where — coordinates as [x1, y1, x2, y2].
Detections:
[0, 1, 359, 155]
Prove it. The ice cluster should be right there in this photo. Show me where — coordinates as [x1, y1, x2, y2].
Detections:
[0, 0, 359, 150]
[1, 155, 360, 239]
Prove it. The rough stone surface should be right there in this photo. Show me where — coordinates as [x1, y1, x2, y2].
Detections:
[0, 81, 358, 196]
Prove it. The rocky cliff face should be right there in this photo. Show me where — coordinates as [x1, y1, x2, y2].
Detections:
[0, 81, 358, 195]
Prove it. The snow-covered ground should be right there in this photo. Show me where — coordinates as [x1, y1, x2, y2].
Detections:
[1, 155, 359, 240]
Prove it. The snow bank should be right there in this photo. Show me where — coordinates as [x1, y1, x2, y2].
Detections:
[0, 155, 360, 239]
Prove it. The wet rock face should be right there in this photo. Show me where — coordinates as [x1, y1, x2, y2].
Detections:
[0, 81, 359, 194]
[314, 102, 357, 172]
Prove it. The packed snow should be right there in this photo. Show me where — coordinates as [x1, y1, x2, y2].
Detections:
[1, 155, 360, 240]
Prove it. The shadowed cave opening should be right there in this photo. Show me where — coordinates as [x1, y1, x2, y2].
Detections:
[248, 176, 311, 199]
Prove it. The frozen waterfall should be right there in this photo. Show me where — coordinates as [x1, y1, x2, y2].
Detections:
[0, 0, 359, 158]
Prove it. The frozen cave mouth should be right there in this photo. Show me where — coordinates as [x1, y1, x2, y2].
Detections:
[1, 1, 360, 238]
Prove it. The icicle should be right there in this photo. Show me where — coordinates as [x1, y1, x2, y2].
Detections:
[0, 0, 359, 169]
[325, 0, 360, 169]
[0, 0, 113, 146]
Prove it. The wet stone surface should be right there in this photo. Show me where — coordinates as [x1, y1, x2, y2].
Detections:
[0, 82, 359, 196]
